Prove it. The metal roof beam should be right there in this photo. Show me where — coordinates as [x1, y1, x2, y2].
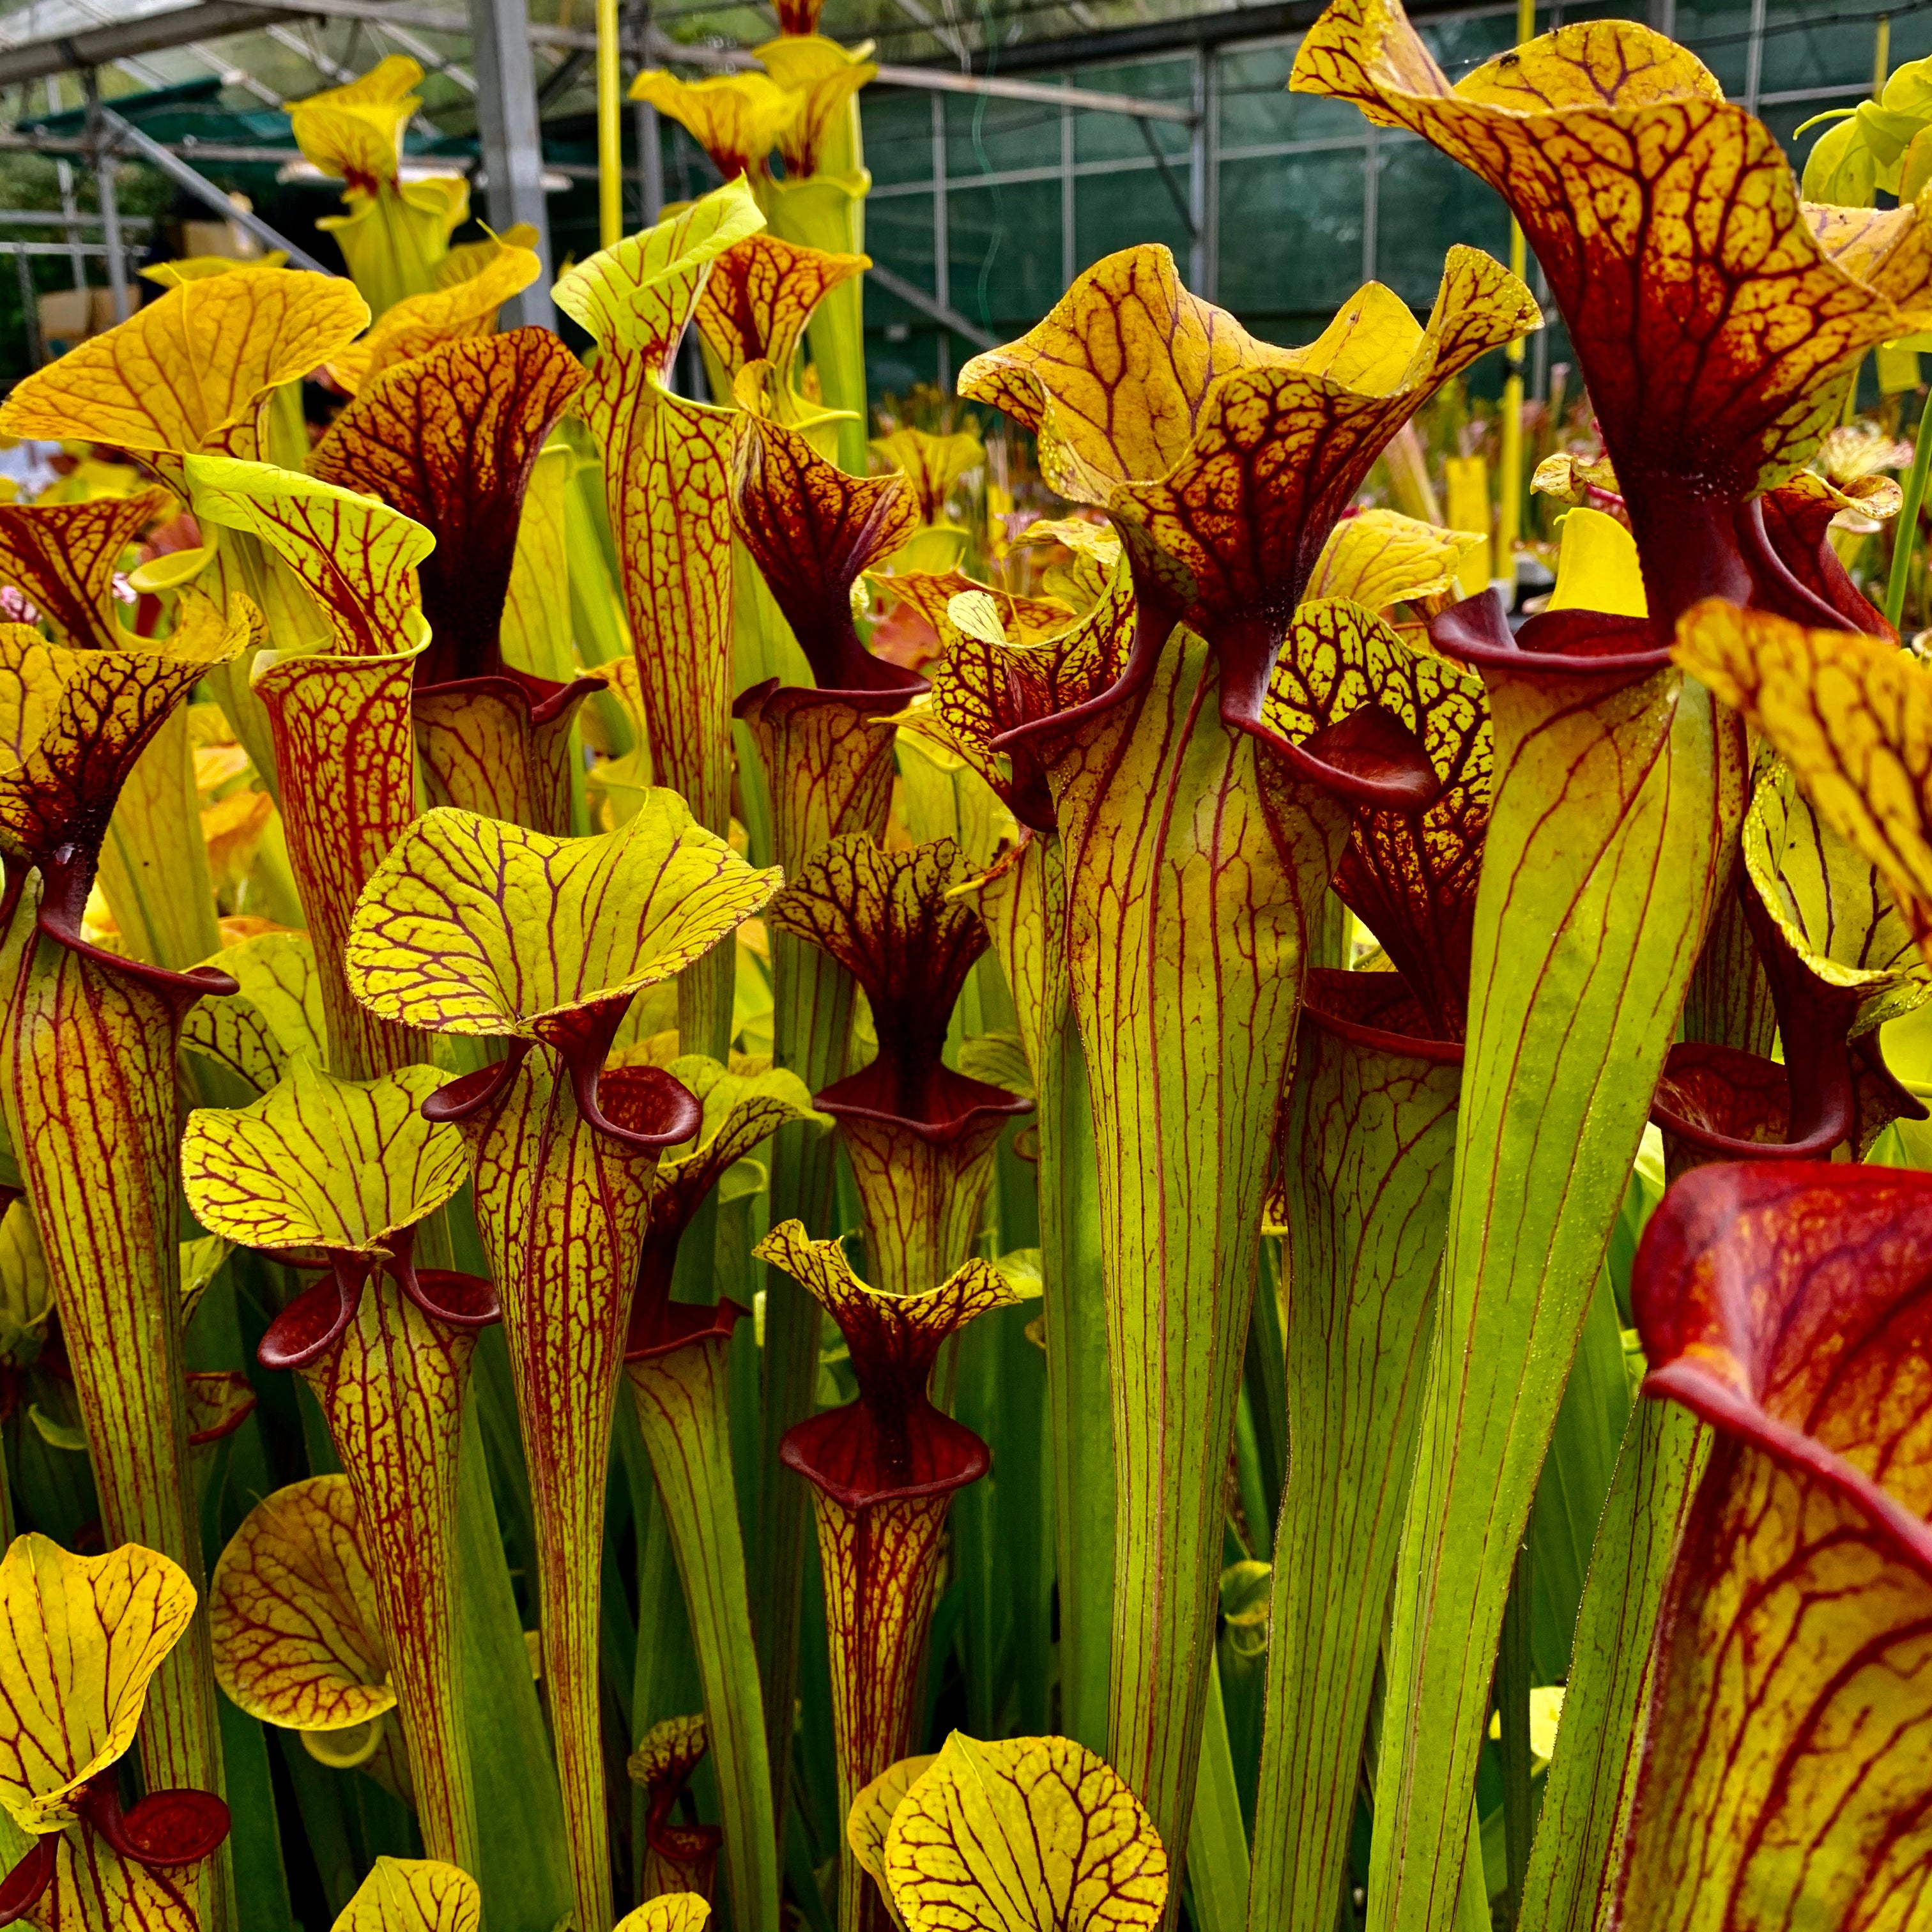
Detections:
[0, 2, 301, 85]
[871, 61, 1195, 119]
[38, 0, 289, 103]
[0, 126, 379, 164]
[94, 103, 334, 268]
[0, 0, 1203, 121]
[866, 260, 997, 348]
[643, 29, 1198, 119]
[933, 0, 1479, 72]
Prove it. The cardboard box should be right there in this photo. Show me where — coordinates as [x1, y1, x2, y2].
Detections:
[36, 285, 121, 355]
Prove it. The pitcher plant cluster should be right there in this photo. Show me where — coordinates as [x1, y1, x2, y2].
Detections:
[0, 2, 1926, 1929]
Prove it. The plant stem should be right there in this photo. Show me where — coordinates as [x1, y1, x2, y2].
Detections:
[627, 1332, 781, 1932]
[1885, 381, 1932, 631]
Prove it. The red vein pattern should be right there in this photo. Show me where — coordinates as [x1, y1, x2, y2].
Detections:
[1356, 600, 1749, 1932]
[829, 1105, 1018, 1305]
[1105, 252, 1533, 680]
[622, 1305, 774, 1929]
[557, 185, 762, 1055]
[927, 555, 1135, 834]
[1620, 1163, 1932, 1931]
[185, 463, 440, 1077]
[182, 1056, 482, 1869]
[767, 834, 988, 1101]
[344, 794, 766, 1932]
[1268, 599, 1492, 1039]
[411, 673, 602, 837]
[733, 680, 901, 1823]
[958, 243, 1534, 750]
[815, 1492, 955, 1932]
[0, 1540, 227, 1928]
[292, 1269, 487, 1873]
[758, 1222, 1015, 1932]
[730, 406, 922, 698]
[1758, 473, 1896, 641]
[0, 489, 172, 652]
[965, 837, 1116, 1754]
[0, 268, 368, 494]
[252, 652, 427, 1079]
[1250, 969, 1462, 1930]
[0, 610, 252, 1919]
[440, 1048, 680, 1932]
[627, 1716, 721, 1905]
[734, 682, 901, 888]
[1043, 632, 1345, 1863]
[210, 1476, 391, 1735]
[694, 232, 865, 393]
[767, 834, 1028, 1300]
[880, 1734, 1169, 1930]
[310, 329, 586, 687]
[1291, 0, 1932, 625]
[1002, 591, 1475, 1864]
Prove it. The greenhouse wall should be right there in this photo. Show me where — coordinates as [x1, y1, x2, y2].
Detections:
[631, 0, 1930, 401]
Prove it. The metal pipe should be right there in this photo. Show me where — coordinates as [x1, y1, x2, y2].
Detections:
[1496, 0, 1535, 595]
[868, 261, 995, 350]
[1060, 95, 1075, 292]
[0, 129, 333, 165]
[0, 208, 152, 226]
[866, 59, 1199, 122]
[629, 0, 663, 226]
[468, 0, 558, 327]
[635, 99, 663, 224]
[0, 0, 1203, 122]
[84, 80, 130, 323]
[597, 0, 622, 247]
[15, 246, 42, 367]
[47, 77, 84, 290]
[1187, 48, 1207, 292]
[930, 89, 951, 392]
[0, 238, 141, 256]
[95, 106, 334, 272]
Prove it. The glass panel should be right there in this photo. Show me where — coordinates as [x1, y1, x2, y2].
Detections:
[866, 190, 938, 295]
[1891, 9, 1932, 70]
[1075, 166, 1191, 279]
[862, 90, 937, 189]
[946, 88, 1064, 180]
[1220, 39, 1369, 153]
[1551, 0, 1646, 26]
[947, 178, 1066, 329]
[865, 318, 945, 401]
[1073, 57, 1193, 164]
[1673, 0, 1754, 95]
[1217, 149, 1364, 335]
[1372, 135, 1509, 310]
[1420, 11, 1528, 81]
[1757, 4, 1881, 95]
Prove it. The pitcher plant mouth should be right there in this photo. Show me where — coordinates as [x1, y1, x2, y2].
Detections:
[423, 1036, 705, 1155]
[413, 666, 609, 724]
[813, 1057, 1034, 1142]
[255, 1235, 503, 1373]
[624, 1293, 749, 1365]
[986, 585, 1444, 813]
[1300, 967, 1466, 1067]
[1431, 588, 1675, 678]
